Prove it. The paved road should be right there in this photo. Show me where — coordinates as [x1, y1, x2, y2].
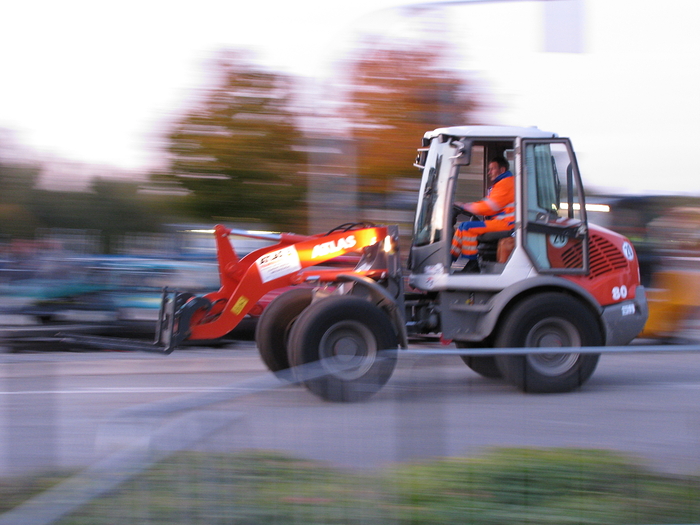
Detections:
[2, 341, 700, 479]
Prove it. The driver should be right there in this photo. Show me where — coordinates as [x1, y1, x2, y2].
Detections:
[451, 156, 515, 272]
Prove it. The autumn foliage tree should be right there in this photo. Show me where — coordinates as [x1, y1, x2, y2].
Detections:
[346, 42, 483, 196]
[164, 52, 306, 231]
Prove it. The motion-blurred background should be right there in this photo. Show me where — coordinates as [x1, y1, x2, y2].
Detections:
[1, 0, 699, 339]
[4, 3, 700, 524]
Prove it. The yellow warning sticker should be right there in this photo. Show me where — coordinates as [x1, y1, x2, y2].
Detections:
[231, 296, 249, 315]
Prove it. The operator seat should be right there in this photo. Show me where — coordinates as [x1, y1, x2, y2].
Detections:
[477, 230, 514, 263]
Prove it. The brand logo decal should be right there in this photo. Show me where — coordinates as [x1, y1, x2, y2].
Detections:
[311, 235, 356, 258]
[256, 246, 302, 283]
[622, 242, 634, 261]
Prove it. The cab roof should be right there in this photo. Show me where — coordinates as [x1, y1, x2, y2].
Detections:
[424, 125, 558, 140]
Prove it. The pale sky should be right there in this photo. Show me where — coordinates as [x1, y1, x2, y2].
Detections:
[1, 0, 699, 195]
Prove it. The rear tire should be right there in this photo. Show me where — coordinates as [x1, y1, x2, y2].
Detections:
[287, 296, 398, 402]
[494, 293, 601, 393]
[255, 288, 313, 373]
[456, 342, 501, 379]
[460, 356, 502, 379]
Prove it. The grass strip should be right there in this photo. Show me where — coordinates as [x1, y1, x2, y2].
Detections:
[2, 448, 700, 524]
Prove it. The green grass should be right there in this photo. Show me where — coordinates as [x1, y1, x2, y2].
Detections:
[3, 449, 700, 524]
[0, 471, 73, 514]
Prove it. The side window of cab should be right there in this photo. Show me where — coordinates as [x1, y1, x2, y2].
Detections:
[523, 139, 588, 274]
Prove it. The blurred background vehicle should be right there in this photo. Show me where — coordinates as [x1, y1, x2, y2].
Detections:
[0, 226, 274, 349]
[586, 198, 700, 341]
[640, 207, 700, 341]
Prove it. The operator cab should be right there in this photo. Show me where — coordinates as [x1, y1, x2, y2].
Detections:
[451, 139, 516, 271]
[410, 125, 590, 291]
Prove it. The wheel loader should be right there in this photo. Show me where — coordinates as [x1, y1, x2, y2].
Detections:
[66, 126, 649, 402]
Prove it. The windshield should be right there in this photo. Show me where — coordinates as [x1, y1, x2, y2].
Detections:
[414, 155, 441, 246]
[413, 139, 456, 247]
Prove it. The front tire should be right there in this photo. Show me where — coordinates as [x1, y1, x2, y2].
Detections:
[287, 296, 398, 402]
[255, 288, 313, 373]
[494, 293, 601, 393]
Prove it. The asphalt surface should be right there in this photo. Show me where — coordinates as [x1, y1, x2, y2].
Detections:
[2, 338, 700, 480]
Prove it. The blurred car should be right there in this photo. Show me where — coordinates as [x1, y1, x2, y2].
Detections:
[0, 225, 364, 350]
[0, 256, 220, 341]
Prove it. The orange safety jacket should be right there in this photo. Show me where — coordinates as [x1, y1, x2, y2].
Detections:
[452, 171, 515, 261]
[463, 171, 515, 224]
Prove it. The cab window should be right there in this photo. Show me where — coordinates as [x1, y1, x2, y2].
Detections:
[523, 139, 588, 273]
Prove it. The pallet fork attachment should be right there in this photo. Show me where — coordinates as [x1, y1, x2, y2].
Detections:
[59, 289, 191, 354]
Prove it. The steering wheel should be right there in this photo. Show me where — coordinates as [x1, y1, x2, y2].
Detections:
[452, 204, 477, 225]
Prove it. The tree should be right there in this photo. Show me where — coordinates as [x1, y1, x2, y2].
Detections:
[28, 179, 163, 253]
[164, 51, 306, 231]
[345, 41, 483, 195]
[0, 162, 42, 238]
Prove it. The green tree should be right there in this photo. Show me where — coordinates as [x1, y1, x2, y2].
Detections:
[346, 41, 483, 195]
[29, 178, 163, 252]
[164, 51, 307, 231]
[0, 128, 172, 247]
[0, 162, 42, 238]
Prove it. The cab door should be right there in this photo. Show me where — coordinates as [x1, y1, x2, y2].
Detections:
[520, 138, 589, 274]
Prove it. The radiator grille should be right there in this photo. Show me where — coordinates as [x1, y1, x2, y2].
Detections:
[560, 234, 628, 278]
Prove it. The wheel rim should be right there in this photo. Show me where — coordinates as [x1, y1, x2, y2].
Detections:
[524, 317, 581, 377]
[318, 320, 377, 380]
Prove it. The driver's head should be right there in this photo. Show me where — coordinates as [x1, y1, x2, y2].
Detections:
[487, 156, 509, 183]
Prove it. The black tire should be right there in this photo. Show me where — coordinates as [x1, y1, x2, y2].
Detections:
[494, 293, 601, 393]
[287, 296, 398, 402]
[455, 342, 502, 379]
[460, 356, 502, 379]
[255, 288, 313, 373]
